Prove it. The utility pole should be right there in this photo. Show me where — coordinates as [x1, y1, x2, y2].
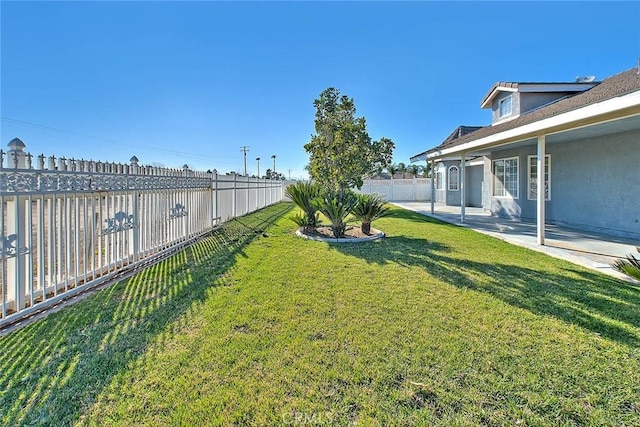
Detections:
[256, 157, 261, 178]
[240, 146, 250, 176]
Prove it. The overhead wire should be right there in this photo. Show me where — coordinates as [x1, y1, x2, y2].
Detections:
[1, 116, 237, 161]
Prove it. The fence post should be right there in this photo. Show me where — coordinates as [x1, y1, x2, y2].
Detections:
[209, 171, 214, 228]
[232, 173, 237, 218]
[130, 156, 140, 262]
[214, 171, 219, 224]
[246, 175, 250, 214]
[4, 138, 29, 311]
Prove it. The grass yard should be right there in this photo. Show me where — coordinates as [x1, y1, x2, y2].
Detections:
[1, 202, 639, 426]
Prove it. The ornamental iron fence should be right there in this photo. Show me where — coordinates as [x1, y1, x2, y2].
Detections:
[0, 138, 284, 326]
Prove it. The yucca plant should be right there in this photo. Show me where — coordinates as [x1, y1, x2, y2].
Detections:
[285, 181, 321, 232]
[351, 194, 390, 234]
[315, 191, 357, 238]
[613, 247, 640, 280]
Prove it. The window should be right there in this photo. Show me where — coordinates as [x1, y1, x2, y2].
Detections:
[435, 165, 444, 190]
[528, 155, 551, 200]
[448, 166, 459, 191]
[499, 95, 512, 117]
[493, 157, 518, 198]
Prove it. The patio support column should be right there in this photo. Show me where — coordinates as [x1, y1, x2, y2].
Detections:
[537, 135, 546, 245]
[430, 159, 435, 214]
[460, 153, 466, 223]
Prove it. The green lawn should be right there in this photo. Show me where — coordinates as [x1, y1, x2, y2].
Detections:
[1, 203, 639, 426]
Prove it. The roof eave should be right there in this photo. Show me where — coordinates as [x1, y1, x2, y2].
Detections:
[427, 90, 640, 160]
[480, 86, 518, 109]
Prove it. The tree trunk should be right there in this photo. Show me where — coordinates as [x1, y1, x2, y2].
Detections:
[361, 221, 371, 235]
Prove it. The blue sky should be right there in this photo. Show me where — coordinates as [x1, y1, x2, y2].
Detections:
[1, 1, 638, 179]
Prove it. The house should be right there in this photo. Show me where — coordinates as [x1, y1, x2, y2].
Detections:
[410, 66, 640, 243]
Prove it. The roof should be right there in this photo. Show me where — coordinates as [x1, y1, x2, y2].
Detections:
[480, 81, 598, 108]
[442, 125, 484, 143]
[411, 67, 640, 162]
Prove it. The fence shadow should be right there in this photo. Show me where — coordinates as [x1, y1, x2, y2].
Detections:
[328, 234, 640, 348]
[0, 203, 292, 426]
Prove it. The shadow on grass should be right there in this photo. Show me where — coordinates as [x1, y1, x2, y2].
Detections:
[330, 234, 640, 347]
[385, 205, 453, 226]
[0, 203, 292, 426]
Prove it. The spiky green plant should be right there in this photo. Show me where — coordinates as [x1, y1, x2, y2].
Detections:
[351, 194, 390, 234]
[315, 191, 356, 238]
[613, 247, 640, 280]
[285, 181, 321, 231]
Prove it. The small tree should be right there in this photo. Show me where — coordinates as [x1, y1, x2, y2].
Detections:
[315, 191, 357, 238]
[351, 194, 390, 234]
[304, 87, 394, 198]
[613, 247, 640, 280]
[285, 181, 321, 232]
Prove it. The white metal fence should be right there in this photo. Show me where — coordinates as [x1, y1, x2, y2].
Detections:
[0, 138, 284, 326]
[359, 178, 432, 201]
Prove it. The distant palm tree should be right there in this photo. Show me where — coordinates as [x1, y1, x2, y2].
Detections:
[397, 162, 407, 178]
[387, 163, 398, 178]
[407, 164, 422, 177]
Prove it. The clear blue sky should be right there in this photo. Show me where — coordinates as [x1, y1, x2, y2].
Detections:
[1, 1, 638, 179]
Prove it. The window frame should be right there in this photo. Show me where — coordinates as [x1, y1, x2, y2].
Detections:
[435, 164, 444, 190]
[499, 95, 512, 118]
[527, 155, 551, 201]
[492, 156, 519, 199]
[447, 165, 459, 191]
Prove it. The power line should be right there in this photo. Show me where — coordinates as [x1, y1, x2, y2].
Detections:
[1, 116, 237, 161]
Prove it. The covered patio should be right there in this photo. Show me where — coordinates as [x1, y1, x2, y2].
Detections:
[392, 201, 639, 283]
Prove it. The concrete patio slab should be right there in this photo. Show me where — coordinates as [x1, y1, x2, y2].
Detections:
[392, 201, 639, 283]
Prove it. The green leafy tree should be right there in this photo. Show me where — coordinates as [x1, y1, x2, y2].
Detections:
[304, 87, 394, 199]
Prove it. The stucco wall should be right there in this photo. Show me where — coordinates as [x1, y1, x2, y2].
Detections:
[519, 92, 571, 115]
[466, 164, 484, 207]
[488, 129, 640, 239]
[441, 160, 460, 206]
[491, 92, 520, 124]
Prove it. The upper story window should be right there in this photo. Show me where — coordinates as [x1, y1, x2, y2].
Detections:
[448, 166, 459, 191]
[499, 95, 512, 117]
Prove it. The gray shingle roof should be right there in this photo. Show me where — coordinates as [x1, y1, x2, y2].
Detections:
[414, 67, 640, 160]
[479, 80, 597, 107]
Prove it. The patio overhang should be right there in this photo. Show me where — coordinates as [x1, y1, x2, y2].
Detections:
[412, 87, 640, 246]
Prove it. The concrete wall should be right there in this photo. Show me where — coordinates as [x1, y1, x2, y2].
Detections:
[487, 129, 640, 239]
